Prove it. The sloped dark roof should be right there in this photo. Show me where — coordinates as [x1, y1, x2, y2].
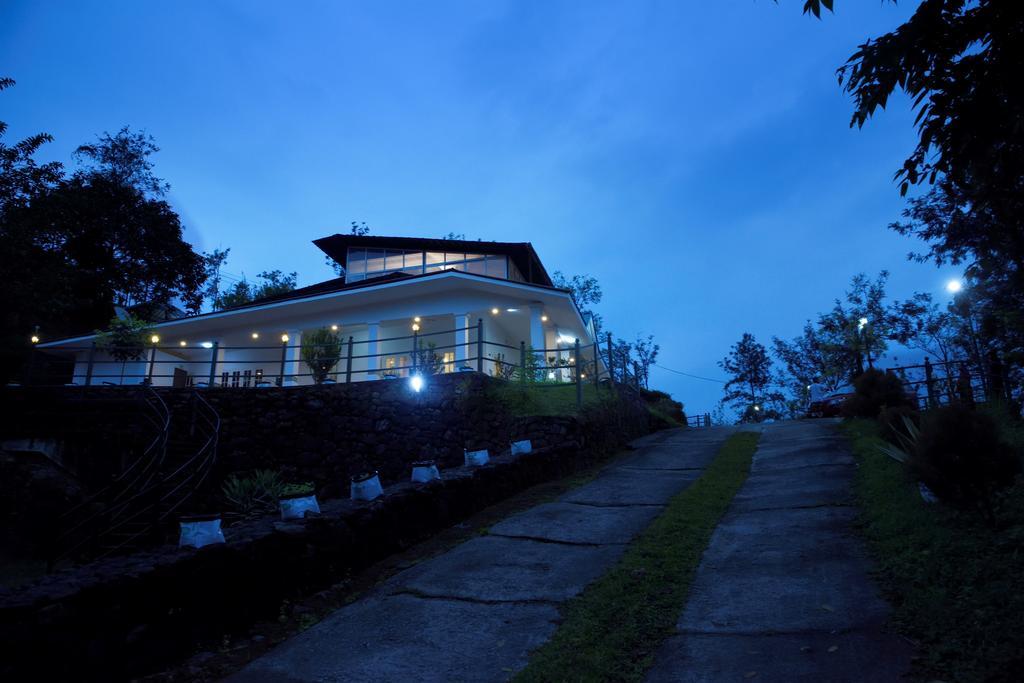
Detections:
[311, 234, 553, 287]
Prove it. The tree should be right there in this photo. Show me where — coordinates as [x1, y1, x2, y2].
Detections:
[772, 321, 848, 401]
[301, 327, 343, 384]
[1, 126, 207, 340]
[719, 333, 782, 422]
[212, 270, 297, 310]
[326, 221, 370, 275]
[552, 271, 603, 335]
[95, 314, 152, 383]
[441, 231, 466, 240]
[0, 78, 63, 212]
[633, 334, 660, 389]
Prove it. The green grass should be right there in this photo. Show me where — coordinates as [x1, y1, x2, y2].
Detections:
[515, 431, 761, 683]
[488, 381, 607, 417]
[843, 418, 1024, 683]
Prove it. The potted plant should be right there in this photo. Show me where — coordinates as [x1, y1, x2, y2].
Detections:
[410, 460, 441, 483]
[279, 482, 319, 519]
[301, 327, 343, 384]
[350, 471, 383, 501]
[464, 447, 489, 467]
[178, 512, 226, 548]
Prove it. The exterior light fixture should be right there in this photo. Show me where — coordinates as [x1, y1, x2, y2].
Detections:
[150, 334, 161, 344]
[946, 279, 963, 294]
[506, 308, 518, 313]
[547, 371, 556, 380]
[491, 308, 499, 315]
[281, 333, 290, 343]
[413, 317, 421, 323]
[541, 315, 548, 322]
[580, 373, 586, 379]
[330, 324, 339, 331]
[251, 332, 260, 339]
[200, 341, 214, 349]
[753, 405, 761, 412]
[412, 323, 421, 332]
[180, 340, 188, 347]
[410, 374, 424, 392]
[30, 335, 40, 344]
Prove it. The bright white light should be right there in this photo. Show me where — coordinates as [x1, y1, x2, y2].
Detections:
[547, 371, 556, 380]
[946, 279, 963, 294]
[753, 405, 761, 412]
[281, 333, 290, 343]
[180, 340, 187, 347]
[330, 324, 339, 331]
[150, 335, 160, 344]
[557, 333, 577, 345]
[251, 332, 259, 339]
[541, 315, 548, 322]
[410, 374, 424, 392]
[858, 317, 869, 330]
[506, 308, 518, 313]
[200, 341, 214, 349]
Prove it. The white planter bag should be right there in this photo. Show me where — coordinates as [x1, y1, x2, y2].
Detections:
[351, 472, 383, 501]
[279, 494, 320, 520]
[179, 516, 225, 549]
[411, 461, 441, 483]
[511, 439, 533, 456]
[464, 448, 490, 467]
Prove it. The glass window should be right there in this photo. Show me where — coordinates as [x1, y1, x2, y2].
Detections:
[403, 251, 424, 271]
[425, 264, 446, 273]
[466, 259, 486, 275]
[347, 249, 365, 274]
[444, 252, 465, 263]
[447, 262, 466, 272]
[464, 253, 485, 260]
[425, 251, 444, 265]
[347, 274, 365, 283]
[485, 255, 507, 278]
[365, 249, 385, 273]
[385, 250, 405, 271]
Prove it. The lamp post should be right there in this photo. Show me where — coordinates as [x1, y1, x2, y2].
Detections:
[147, 334, 160, 385]
[857, 317, 873, 371]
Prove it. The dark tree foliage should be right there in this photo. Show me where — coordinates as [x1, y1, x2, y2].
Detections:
[772, 321, 848, 398]
[0, 106, 209, 381]
[326, 221, 370, 275]
[719, 333, 784, 422]
[212, 270, 298, 310]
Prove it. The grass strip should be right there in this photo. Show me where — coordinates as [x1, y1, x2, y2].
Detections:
[515, 431, 761, 683]
[843, 418, 1024, 683]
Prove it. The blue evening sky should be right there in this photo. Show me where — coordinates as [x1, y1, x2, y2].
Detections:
[1, 1, 956, 414]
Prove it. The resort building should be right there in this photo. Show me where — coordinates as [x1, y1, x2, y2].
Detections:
[37, 234, 600, 387]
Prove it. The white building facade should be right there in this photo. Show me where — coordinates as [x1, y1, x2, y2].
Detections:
[38, 235, 601, 387]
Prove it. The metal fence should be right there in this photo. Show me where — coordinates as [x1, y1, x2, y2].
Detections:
[18, 319, 617, 407]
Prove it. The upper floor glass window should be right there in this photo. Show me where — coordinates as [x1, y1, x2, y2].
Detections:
[347, 248, 511, 283]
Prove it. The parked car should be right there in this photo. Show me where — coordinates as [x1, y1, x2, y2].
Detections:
[807, 388, 853, 418]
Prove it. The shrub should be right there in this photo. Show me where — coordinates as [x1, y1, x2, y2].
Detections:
[842, 369, 913, 419]
[909, 406, 1021, 517]
[222, 469, 286, 519]
[878, 404, 920, 446]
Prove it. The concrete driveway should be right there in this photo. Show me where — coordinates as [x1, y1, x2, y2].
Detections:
[645, 420, 912, 683]
[228, 427, 736, 683]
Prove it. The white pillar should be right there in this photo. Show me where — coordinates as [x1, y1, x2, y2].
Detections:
[284, 330, 302, 385]
[455, 313, 470, 369]
[529, 303, 545, 353]
[366, 322, 379, 380]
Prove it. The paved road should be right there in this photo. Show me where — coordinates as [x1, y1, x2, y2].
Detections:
[646, 420, 912, 683]
[229, 427, 736, 683]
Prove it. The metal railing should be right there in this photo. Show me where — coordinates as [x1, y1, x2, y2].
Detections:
[21, 319, 614, 407]
[43, 386, 221, 565]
